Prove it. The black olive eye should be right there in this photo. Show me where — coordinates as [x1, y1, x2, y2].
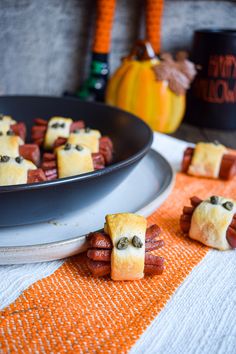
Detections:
[51, 122, 60, 128]
[116, 237, 129, 250]
[132, 235, 143, 248]
[85, 127, 90, 133]
[76, 145, 83, 151]
[15, 156, 23, 164]
[6, 130, 14, 136]
[222, 201, 233, 211]
[60, 123, 65, 128]
[74, 129, 80, 134]
[64, 143, 71, 151]
[0, 155, 10, 162]
[210, 196, 219, 205]
[0, 131, 3, 136]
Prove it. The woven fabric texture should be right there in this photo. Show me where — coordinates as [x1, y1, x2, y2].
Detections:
[6, 169, 236, 352]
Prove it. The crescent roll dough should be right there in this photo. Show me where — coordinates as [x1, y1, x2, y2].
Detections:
[0, 135, 24, 157]
[56, 144, 94, 178]
[44, 117, 73, 150]
[0, 115, 16, 134]
[189, 197, 236, 250]
[68, 129, 101, 153]
[188, 142, 226, 178]
[0, 158, 36, 186]
[105, 213, 147, 281]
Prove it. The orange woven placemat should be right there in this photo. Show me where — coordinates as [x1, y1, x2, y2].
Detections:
[1, 173, 236, 353]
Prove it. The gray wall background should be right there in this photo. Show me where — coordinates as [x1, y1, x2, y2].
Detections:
[0, 0, 235, 95]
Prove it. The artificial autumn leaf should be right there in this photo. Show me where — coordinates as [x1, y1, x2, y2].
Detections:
[153, 52, 197, 95]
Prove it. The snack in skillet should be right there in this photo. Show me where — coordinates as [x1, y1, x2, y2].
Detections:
[181, 142, 236, 180]
[0, 155, 46, 186]
[180, 196, 236, 250]
[42, 127, 113, 180]
[41, 143, 106, 180]
[53, 130, 113, 165]
[0, 114, 27, 140]
[0, 131, 40, 166]
[31, 117, 85, 150]
[86, 213, 165, 280]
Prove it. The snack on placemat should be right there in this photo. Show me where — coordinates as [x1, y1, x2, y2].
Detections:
[181, 142, 236, 180]
[86, 213, 165, 280]
[180, 196, 236, 250]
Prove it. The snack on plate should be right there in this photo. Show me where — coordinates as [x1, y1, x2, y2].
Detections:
[0, 114, 27, 141]
[0, 155, 46, 186]
[180, 196, 236, 250]
[181, 142, 236, 180]
[86, 213, 165, 280]
[31, 117, 85, 150]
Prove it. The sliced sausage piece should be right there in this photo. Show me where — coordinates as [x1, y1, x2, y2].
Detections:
[70, 121, 85, 132]
[190, 196, 202, 207]
[226, 226, 236, 248]
[146, 224, 161, 240]
[43, 152, 56, 162]
[183, 206, 195, 215]
[219, 154, 236, 180]
[19, 144, 40, 166]
[34, 118, 48, 126]
[145, 239, 165, 252]
[86, 258, 164, 277]
[27, 169, 46, 183]
[53, 137, 67, 148]
[144, 264, 164, 275]
[11, 122, 27, 141]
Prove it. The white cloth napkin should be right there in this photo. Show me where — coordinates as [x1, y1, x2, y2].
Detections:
[1, 133, 235, 354]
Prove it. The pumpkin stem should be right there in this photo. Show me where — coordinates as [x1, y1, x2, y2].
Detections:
[126, 40, 156, 61]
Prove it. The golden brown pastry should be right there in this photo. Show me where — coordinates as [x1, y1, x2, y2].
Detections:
[105, 213, 147, 280]
[67, 128, 101, 153]
[0, 115, 16, 134]
[0, 156, 37, 186]
[44, 117, 73, 150]
[180, 196, 236, 250]
[0, 135, 24, 157]
[187, 142, 226, 178]
[56, 143, 94, 178]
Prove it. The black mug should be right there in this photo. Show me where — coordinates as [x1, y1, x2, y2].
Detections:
[185, 29, 236, 130]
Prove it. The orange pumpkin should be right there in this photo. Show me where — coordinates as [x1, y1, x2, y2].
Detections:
[106, 41, 186, 133]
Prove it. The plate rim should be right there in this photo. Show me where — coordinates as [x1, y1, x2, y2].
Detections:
[0, 149, 175, 253]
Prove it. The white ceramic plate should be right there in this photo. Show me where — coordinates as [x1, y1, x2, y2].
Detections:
[0, 149, 174, 264]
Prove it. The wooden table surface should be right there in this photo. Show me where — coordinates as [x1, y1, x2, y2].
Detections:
[170, 123, 236, 149]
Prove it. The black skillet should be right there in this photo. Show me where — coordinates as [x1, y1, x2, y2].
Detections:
[0, 96, 153, 227]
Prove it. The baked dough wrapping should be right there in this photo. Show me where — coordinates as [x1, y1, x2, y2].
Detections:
[0, 157, 36, 186]
[0, 135, 24, 157]
[0, 115, 16, 134]
[67, 129, 101, 153]
[44, 117, 73, 150]
[56, 144, 94, 178]
[189, 196, 235, 250]
[188, 143, 227, 178]
[105, 213, 147, 280]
